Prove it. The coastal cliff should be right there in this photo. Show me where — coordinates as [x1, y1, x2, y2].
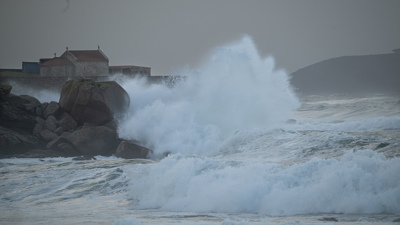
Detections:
[290, 52, 400, 95]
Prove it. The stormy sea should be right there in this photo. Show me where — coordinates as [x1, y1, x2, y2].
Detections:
[1, 36, 400, 225]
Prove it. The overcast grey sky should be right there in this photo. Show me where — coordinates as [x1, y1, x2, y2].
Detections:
[1, 0, 399, 75]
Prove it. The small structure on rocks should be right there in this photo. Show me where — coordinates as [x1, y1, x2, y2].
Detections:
[40, 46, 109, 77]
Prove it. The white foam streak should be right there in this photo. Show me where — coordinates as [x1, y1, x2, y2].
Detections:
[290, 117, 400, 131]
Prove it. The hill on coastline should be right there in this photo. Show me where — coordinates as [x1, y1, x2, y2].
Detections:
[290, 52, 400, 95]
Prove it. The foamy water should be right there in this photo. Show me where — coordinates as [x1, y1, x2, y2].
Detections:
[1, 36, 400, 225]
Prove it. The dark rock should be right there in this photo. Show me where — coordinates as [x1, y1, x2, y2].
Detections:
[58, 143, 80, 156]
[35, 116, 45, 125]
[59, 79, 130, 125]
[72, 155, 97, 161]
[43, 101, 60, 118]
[0, 94, 39, 133]
[35, 107, 42, 116]
[0, 126, 45, 155]
[46, 136, 68, 150]
[116, 141, 152, 159]
[375, 142, 390, 149]
[39, 129, 58, 142]
[40, 102, 49, 112]
[46, 136, 80, 156]
[67, 125, 117, 156]
[318, 217, 338, 222]
[83, 122, 95, 127]
[54, 127, 64, 135]
[60, 132, 71, 138]
[44, 116, 57, 131]
[5, 94, 41, 111]
[55, 112, 77, 131]
[15, 149, 69, 158]
[32, 123, 44, 136]
[0, 84, 12, 97]
[102, 119, 118, 131]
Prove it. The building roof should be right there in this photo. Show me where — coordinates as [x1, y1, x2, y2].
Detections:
[68, 50, 108, 62]
[41, 57, 74, 66]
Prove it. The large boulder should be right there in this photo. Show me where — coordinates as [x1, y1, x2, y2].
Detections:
[0, 84, 12, 98]
[44, 116, 57, 132]
[0, 93, 40, 133]
[0, 126, 45, 155]
[39, 129, 58, 142]
[55, 112, 77, 131]
[46, 136, 80, 156]
[5, 94, 41, 112]
[116, 141, 152, 159]
[43, 101, 60, 119]
[67, 125, 117, 156]
[59, 79, 130, 125]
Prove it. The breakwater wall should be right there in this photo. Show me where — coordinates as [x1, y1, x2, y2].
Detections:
[0, 75, 184, 92]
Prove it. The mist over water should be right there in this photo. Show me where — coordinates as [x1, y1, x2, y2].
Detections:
[117, 35, 300, 158]
[8, 81, 60, 103]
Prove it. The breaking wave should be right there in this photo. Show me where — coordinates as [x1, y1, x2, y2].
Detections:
[117, 35, 300, 158]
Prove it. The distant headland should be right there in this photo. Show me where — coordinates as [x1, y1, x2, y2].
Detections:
[290, 49, 400, 95]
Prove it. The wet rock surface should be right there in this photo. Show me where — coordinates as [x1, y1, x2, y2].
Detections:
[116, 141, 152, 159]
[0, 80, 151, 159]
[59, 79, 130, 126]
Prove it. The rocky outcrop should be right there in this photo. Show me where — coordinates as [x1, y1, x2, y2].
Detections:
[0, 93, 41, 133]
[0, 126, 44, 155]
[55, 112, 77, 131]
[43, 101, 61, 118]
[59, 79, 130, 125]
[0, 87, 46, 154]
[66, 125, 117, 156]
[116, 141, 152, 159]
[1, 80, 152, 160]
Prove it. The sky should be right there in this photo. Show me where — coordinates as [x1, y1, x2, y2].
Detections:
[0, 0, 399, 75]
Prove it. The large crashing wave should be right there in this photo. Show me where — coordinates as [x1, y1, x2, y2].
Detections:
[117, 35, 300, 158]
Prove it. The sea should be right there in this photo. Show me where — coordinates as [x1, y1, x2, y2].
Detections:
[1, 36, 400, 225]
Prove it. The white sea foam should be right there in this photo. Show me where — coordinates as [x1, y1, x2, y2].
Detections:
[118, 35, 300, 158]
[289, 117, 400, 131]
[113, 218, 251, 225]
[127, 150, 400, 216]
[113, 217, 143, 225]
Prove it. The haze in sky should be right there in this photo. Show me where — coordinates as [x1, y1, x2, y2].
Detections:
[0, 0, 399, 75]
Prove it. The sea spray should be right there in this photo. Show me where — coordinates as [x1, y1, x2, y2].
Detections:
[7, 80, 60, 103]
[117, 35, 300, 158]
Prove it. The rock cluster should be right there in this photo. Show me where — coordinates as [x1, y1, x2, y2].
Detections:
[0, 80, 152, 160]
